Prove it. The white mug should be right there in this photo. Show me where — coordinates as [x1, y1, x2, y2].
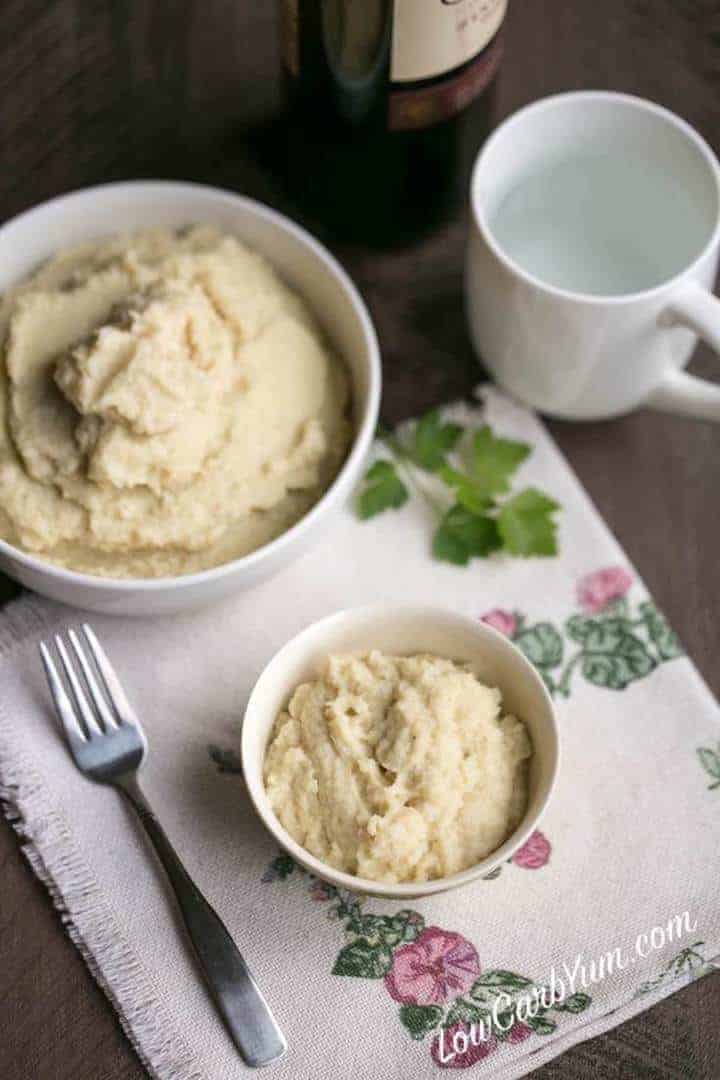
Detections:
[465, 92, 720, 421]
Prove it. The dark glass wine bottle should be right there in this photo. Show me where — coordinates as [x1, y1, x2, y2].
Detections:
[280, 0, 506, 246]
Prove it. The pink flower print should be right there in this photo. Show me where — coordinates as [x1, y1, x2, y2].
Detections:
[512, 830, 551, 869]
[577, 567, 633, 614]
[507, 1021, 533, 1043]
[385, 927, 480, 1006]
[481, 609, 517, 637]
[431, 1023, 497, 1069]
[309, 880, 334, 902]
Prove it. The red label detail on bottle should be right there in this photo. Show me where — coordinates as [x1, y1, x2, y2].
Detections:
[388, 31, 503, 131]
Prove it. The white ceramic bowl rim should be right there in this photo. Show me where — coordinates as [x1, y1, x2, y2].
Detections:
[470, 90, 720, 307]
[0, 180, 381, 592]
[242, 604, 561, 898]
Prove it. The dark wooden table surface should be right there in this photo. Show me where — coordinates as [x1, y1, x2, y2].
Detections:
[2, 2, 719, 1077]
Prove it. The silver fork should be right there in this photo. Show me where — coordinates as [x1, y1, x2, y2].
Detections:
[39, 624, 286, 1069]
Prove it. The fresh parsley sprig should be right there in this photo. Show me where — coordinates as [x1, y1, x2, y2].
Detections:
[355, 409, 560, 565]
[356, 460, 409, 519]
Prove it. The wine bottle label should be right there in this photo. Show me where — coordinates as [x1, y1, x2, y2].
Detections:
[391, 0, 507, 83]
[388, 26, 503, 130]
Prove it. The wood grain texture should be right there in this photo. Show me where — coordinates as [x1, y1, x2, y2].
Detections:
[1, 2, 719, 1077]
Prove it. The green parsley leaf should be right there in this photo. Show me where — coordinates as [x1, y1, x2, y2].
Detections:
[497, 487, 560, 556]
[469, 426, 531, 496]
[409, 410, 463, 472]
[433, 504, 502, 565]
[439, 464, 494, 515]
[356, 460, 409, 519]
[357, 415, 561, 564]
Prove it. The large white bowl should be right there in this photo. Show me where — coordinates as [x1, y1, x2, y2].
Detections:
[0, 182, 381, 615]
[242, 605, 560, 900]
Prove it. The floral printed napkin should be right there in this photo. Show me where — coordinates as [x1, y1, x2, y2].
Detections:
[0, 386, 718, 1080]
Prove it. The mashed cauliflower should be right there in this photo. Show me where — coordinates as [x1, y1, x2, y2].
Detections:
[0, 227, 349, 577]
[263, 651, 532, 883]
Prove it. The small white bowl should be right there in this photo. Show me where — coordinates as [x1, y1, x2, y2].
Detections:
[242, 605, 560, 900]
[0, 181, 380, 615]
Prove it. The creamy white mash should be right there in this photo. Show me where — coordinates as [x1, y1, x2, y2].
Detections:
[0, 227, 350, 577]
[263, 651, 532, 884]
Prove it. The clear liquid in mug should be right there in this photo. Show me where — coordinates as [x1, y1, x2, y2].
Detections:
[488, 148, 713, 297]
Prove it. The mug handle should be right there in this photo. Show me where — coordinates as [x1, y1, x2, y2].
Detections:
[647, 283, 720, 421]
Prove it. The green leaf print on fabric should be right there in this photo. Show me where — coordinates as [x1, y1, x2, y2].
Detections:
[399, 1004, 445, 1039]
[514, 623, 564, 669]
[697, 744, 720, 791]
[524, 1015, 557, 1036]
[260, 854, 592, 1069]
[355, 911, 425, 948]
[555, 992, 593, 1013]
[639, 601, 683, 661]
[636, 941, 716, 996]
[333, 938, 394, 978]
[471, 970, 534, 994]
[260, 853, 297, 882]
[481, 567, 683, 697]
[579, 625, 655, 690]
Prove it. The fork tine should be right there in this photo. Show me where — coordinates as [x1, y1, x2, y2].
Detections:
[81, 624, 139, 729]
[68, 629, 118, 731]
[55, 635, 103, 739]
[39, 641, 87, 749]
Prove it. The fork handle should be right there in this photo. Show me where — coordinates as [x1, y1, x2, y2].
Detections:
[117, 774, 285, 1068]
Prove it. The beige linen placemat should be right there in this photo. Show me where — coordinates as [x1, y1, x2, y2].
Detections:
[1, 387, 718, 1080]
